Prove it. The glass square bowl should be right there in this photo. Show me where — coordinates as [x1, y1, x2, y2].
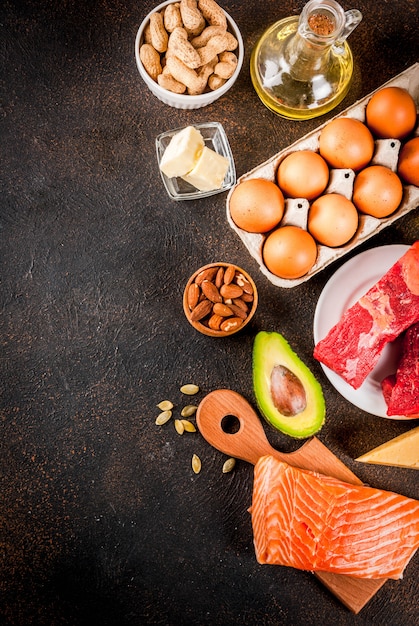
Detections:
[155, 122, 236, 201]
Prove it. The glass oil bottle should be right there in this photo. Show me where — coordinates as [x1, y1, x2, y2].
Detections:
[250, 0, 362, 120]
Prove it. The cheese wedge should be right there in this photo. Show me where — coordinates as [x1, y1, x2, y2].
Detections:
[356, 426, 419, 469]
[159, 126, 204, 178]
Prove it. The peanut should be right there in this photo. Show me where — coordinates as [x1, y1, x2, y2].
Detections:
[143, 22, 153, 44]
[180, 0, 206, 37]
[149, 12, 169, 53]
[190, 25, 226, 48]
[168, 27, 201, 69]
[208, 74, 227, 90]
[187, 57, 218, 95]
[157, 71, 186, 94]
[140, 0, 239, 96]
[165, 55, 204, 93]
[140, 43, 162, 81]
[164, 3, 182, 32]
[196, 32, 238, 67]
[214, 51, 238, 79]
[198, 0, 227, 29]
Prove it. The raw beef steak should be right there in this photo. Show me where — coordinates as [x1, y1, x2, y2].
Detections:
[314, 242, 419, 389]
[383, 322, 419, 417]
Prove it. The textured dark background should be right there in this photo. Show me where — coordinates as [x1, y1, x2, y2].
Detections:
[1, 0, 418, 624]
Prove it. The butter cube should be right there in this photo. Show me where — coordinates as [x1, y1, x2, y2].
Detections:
[159, 126, 205, 178]
[181, 146, 230, 191]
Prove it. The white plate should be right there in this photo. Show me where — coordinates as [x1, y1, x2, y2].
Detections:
[313, 244, 412, 419]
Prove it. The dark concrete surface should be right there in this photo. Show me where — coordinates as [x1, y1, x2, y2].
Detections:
[1, 1, 418, 624]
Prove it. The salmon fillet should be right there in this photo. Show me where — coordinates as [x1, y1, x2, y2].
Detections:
[251, 456, 419, 579]
[313, 241, 419, 389]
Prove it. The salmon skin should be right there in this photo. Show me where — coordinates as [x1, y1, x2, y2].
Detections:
[251, 456, 419, 580]
[314, 241, 419, 389]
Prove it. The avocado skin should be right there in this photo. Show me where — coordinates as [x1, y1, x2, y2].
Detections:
[253, 331, 325, 439]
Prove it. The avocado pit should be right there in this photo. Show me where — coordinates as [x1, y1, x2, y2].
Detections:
[271, 365, 307, 416]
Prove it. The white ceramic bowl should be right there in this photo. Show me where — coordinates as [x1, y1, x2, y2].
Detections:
[135, 0, 244, 109]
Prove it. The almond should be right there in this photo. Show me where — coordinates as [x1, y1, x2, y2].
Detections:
[188, 282, 200, 309]
[220, 283, 243, 299]
[232, 297, 248, 312]
[208, 313, 223, 330]
[190, 298, 212, 321]
[201, 280, 222, 303]
[236, 273, 253, 294]
[195, 267, 218, 285]
[220, 317, 243, 332]
[228, 304, 247, 319]
[223, 264, 236, 285]
[213, 302, 233, 317]
[215, 266, 224, 289]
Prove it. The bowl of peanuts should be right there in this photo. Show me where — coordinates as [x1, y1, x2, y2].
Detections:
[183, 262, 258, 337]
[135, 0, 244, 109]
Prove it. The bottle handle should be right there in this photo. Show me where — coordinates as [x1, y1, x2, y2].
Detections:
[334, 9, 362, 53]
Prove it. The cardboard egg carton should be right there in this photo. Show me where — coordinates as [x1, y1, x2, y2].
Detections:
[226, 63, 419, 288]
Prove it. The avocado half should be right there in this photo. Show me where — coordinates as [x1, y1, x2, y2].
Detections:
[253, 331, 325, 438]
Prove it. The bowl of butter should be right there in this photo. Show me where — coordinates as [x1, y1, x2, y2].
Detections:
[156, 122, 236, 200]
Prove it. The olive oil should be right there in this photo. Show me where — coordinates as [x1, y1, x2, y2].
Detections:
[250, 0, 362, 120]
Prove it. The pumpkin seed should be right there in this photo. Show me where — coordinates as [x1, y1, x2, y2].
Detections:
[181, 419, 196, 432]
[192, 454, 201, 474]
[180, 384, 200, 395]
[174, 419, 185, 435]
[181, 405, 198, 417]
[222, 457, 236, 473]
[157, 400, 173, 411]
[155, 410, 172, 425]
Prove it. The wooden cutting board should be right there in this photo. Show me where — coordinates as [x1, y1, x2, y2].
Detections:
[196, 389, 387, 614]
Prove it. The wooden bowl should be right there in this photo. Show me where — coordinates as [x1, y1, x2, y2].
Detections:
[183, 262, 258, 337]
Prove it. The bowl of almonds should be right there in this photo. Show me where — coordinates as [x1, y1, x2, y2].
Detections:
[135, 0, 244, 109]
[183, 262, 258, 337]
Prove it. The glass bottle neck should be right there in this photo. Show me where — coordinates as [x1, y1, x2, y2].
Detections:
[284, 30, 333, 82]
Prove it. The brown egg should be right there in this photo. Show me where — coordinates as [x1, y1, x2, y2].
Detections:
[319, 118, 375, 171]
[308, 193, 358, 247]
[229, 178, 285, 233]
[276, 150, 329, 200]
[366, 87, 417, 139]
[352, 165, 403, 218]
[397, 137, 419, 187]
[262, 226, 318, 279]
